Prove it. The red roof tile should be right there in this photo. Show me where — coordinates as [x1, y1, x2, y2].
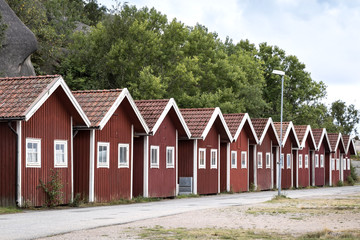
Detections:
[135, 99, 169, 130]
[181, 108, 215, 138]
[223, 113, 245, 137]
[327, 133, 340, 150]
[0, 75, 60, 119]
[294, 125, 308, 143]
[251, 118, 269, 139]
[73, 89, 123, 127]
[312, 128, 324, 146]
[343, 134, 350, 148]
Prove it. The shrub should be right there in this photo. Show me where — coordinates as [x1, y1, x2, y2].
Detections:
[347, 175, 355, 186]
[37, 169, 64, 207]
[249, 183, 255, 192]
[336, 180, 344, 187]
[350, 164, 358, 182]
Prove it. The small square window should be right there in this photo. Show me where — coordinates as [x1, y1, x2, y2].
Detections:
[241, 151, 247, 169]
[118, 144, 129, 168]
[320, 155, 324, 168]
[199, 148, 206, 169]
[231, 151, 237, 169]
[304, 154, 309, 168]
[54, 140, 68, 168]
[315, 154, 319, 168]
[343, 158, 346, 170]
[336, 158, 339, 170]
[331, 158, 335, 170]
[98, 142, 110, 168]
[166, 146, 175, 168]
[150, 146, 159, 168]
[281, 154, 284, 169]
[210, 149, 217, 169]
[257, 152, 262, 168]
[266, 153, 271, 168]
[299, 154, 303, 168]
[26, 138, 41, 168]
[287, 154, 291, 169]
[347, 158, 351, 170]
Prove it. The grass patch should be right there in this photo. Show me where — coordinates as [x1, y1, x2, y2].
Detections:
[176, 193, 200, 199]
[0, 207, 22, 214]
[75, 196, 161, 208]
[137, 226, 360, 239]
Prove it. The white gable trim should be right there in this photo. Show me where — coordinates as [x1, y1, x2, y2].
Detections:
[152, 98, 191, 138]
[299, 125, 316, 149]
[259, 118, 280, 146]
[24, 76, 91, 127]
[202, 107, 232, 141]
[347, 138, 357, 155]
[282, 121, 300, 148]
[98, 88, 149, 133]
[233, 113, 259, 144]
[335, 133, 345, 153]
[317, 128, 332, 152]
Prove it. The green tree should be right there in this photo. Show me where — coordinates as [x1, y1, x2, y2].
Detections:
[330, 100, 360, 135]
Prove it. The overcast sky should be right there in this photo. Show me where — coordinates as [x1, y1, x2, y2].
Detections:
[98, 0, 360, 114]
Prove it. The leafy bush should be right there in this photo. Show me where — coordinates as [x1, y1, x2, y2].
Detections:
[347, 175, 355, 186]
[350, 164, 358, 182]
[37, 169, 64, 207]
[336, 180, 344, 187]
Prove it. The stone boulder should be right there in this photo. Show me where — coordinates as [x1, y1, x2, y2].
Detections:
[0, 0, 37, 77]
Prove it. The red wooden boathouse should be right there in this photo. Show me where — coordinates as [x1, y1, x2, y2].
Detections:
[250, 118, 280, 190]
[274, 122, 300, 189]
[0, 75, 90, 207]
[72, 89, 149, 202]
[178, 108, 232, 195]
[312, 128, 331, 186]
[294, 125, 316, 188]
[342, 135, 356, 181]
[327, 133, 346, 186]
[133, 99, 191, 198]
[222, 113, 258, 192]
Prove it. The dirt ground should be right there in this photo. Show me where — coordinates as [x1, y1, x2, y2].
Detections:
[40, 193, 360, 239]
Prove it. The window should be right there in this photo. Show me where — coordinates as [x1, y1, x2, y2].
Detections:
[257, 152, 262, 168]
[231, 151, 237, 169]
[266, 153, 271, 168]
[211, 149, 217, 169]
[150, 146, 159, 168]
[26, 138, 41, 167]
[281, 154, 284, 169]
[315, 154, 319, 168]
[331, 158, 335, 170]
[343, 158, 346, 170]
[118, 144, 129, 168]
[299, 154, 303, 168]
[54, 140, 68, 168]
[287, 154, 291, 169]
[97, 142, 109, 168]
[320, 155, 324, 168]
[199, 148, 206, 169]
[166, 146, 175, 168]
[336, 159, 339, 170]
[347, 158, 351, 170]
[241, 151, 247, 169]
[304, 154, 309, 168]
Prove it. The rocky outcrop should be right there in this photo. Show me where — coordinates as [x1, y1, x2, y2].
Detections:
[0, 0, 37, 77]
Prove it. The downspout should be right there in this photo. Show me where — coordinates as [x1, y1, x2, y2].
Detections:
[7, 121, 18, 207]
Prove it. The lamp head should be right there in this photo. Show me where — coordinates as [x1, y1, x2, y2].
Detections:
[272, 70, 285, 76]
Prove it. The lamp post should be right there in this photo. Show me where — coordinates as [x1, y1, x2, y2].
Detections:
[272, 69, 285, 196]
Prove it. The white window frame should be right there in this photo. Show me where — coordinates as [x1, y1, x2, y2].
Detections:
[299, 154, 303, 168]
[320, 154, 324, 168]
[281, 153, 284, 169]
[266, 152, 271, 168]
[287, 154, 291, 169]
[118, 143, 129, 168]
[166, 146, 175, 168]
[210, 149, 217, 169]
[304, 154, 309, 168]
[336, 158, 339, 170]
[97, 142, 110, 168]
[343, 158, 346, 170]
[241, 151, 247, 169]
[199, 148, 206, 169]
[54, 140, 68, 168]
[150, 145, 160, 168]
[26, 138, 41, 168]
[315, 154, 319, 168]
[331, 158, 335, 170]
[231, 151, 237, 169]
[347, 158, 351, 170]
[257, 152, 262, 168]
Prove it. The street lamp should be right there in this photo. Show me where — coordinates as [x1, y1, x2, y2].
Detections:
[272, 69, 285, 196]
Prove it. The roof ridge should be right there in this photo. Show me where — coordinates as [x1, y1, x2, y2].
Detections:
[73, 89, 123, 93]
[135, 99, 170, 102]
[0, 75, 60, 80]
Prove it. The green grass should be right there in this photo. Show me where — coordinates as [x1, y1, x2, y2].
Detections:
[176, 193, 200, 199]
[0, 207, 22, 214]
[137, 226, 360, 239]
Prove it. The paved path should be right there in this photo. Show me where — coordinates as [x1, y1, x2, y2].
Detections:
[1, 186, 360, 240]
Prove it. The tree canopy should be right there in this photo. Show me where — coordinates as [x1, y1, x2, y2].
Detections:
[6, 2, 360, 135]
